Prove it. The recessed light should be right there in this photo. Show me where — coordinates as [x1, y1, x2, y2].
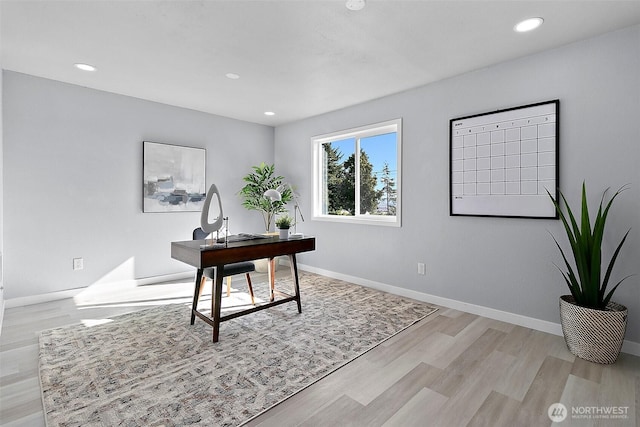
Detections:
[74, 63, 96, 72]
[346, 0, 365, 11]
[264, 111, 275, 116]
[225, 73, 240, 80]
[514, 17, 544, 33]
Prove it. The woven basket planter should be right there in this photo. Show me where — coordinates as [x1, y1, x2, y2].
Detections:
[559, 295, 627, 364]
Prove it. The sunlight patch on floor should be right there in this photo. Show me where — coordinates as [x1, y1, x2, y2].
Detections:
[80, 318, 114, 327]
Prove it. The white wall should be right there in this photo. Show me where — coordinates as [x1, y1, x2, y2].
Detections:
[0, 4, 5, 327]
[275, 25, 640, 344]
[3, 71, 274, 299]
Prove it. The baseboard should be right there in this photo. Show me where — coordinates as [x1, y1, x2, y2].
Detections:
[0, 298, 4, 337]
[297, 263, 640, 358]
[4, 271, 194, 308]
[5, 288, 82, 308]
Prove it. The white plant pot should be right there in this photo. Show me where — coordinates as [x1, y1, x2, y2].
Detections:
[253, 257, 282, 273]
[278, 228, 290, 240]
[559, 295, 627, 364]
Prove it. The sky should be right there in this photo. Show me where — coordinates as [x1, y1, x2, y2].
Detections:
[331, 132, 397, 190]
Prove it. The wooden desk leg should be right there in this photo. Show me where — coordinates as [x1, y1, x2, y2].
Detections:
[212, 265, 224, 342]
[289, 254, 302, 313]
[268, 257, 276, 302]
[191, 269, 204, 325]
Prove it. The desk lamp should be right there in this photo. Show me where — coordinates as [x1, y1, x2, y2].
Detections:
[263, 184, 304, 237]
[263, 189, 281, 202]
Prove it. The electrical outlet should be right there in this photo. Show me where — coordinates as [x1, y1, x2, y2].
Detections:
[73, 257, 84, 271]
[417, 262, 426, 275]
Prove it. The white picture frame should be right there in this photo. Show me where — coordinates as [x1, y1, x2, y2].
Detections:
[143, 141, 206, 213]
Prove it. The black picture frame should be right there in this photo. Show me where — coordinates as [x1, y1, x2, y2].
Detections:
[450, 100, 559, 219]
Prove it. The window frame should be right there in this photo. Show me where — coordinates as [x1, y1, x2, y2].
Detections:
[311, 118, 402, 227]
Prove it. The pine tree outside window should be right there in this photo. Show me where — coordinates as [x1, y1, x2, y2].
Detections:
[312, 119, 401, 226]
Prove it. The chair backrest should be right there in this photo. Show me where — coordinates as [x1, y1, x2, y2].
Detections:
[193, 227, 209, 241]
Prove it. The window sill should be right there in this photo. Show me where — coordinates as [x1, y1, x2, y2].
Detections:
[312, 214, 400, 227]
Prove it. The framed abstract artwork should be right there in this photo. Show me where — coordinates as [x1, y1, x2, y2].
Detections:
[450, 100, 559, 219]
[143, 141, 206, 213]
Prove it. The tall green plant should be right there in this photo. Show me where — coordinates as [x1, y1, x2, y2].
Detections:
[239, 163, 292, 232]
[548, 183, 632, 309]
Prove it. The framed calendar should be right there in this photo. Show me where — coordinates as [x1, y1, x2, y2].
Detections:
[450, 100, 559, 218]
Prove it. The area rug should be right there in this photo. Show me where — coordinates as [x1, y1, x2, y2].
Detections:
[39, 272, 437, 426]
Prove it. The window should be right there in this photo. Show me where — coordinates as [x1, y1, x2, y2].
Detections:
[312, 119, 401, 226]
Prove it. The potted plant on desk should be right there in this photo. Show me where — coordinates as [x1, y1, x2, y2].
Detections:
[275, 215, 293, 240]
[548, 182, 633, 364]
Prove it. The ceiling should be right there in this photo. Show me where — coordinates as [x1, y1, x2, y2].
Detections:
[2, 1, 640, 126]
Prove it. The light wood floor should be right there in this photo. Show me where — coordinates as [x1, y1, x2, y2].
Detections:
[1, 273, 638, 427]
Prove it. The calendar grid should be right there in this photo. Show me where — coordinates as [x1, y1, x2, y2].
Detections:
[450, 100, 559, 218]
